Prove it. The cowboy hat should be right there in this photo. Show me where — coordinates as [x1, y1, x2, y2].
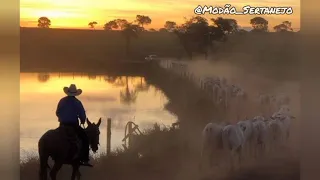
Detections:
[63, 84, 82, 96]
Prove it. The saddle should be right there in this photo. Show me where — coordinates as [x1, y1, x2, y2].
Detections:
[57, 126, 83, 161]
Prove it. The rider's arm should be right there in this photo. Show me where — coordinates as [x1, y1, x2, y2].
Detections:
[56, 99, 62, 118]
[76, 100, 87, 124]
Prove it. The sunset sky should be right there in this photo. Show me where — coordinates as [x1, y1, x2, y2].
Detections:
[20, 0, 300, 30]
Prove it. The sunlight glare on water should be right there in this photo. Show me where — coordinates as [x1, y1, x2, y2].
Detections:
[20, 72, 177, 161]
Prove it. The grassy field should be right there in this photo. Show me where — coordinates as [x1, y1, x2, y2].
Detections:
[210, 32, 300, 81]
[20, 124, 189, 180]
[20, 124, 299, 180]
[20, 28, 183, 70]
[21, 28, 299, 80]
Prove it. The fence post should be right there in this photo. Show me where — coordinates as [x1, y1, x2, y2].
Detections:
[128, 122, 133, 149]
[107, 118, 111, 156]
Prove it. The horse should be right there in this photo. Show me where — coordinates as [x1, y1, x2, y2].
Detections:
[38, 118, 102, 180]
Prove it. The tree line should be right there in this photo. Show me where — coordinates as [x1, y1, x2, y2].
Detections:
[36, 15, 296, 60]
[37, 15, 295, 33]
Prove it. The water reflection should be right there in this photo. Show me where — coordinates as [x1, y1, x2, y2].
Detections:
[120, 76, 138, 105]
[37, 73, 50, 83]
[20, 72, 176, 160]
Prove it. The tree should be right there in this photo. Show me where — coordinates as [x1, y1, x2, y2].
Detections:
[174, 16, 226, 60]
[37, 73, 50, 83]
[115, 19, 129, 30]
[135, 15, 152, 28]
[38, 17, 51, 28]
[135, 77, 150, 92]
[273, 21, 293, 32]
[104, 20, 118, 30]
[164, 21, 177, 32]
[88, 21, 98, 30]
[104, 76, 118, 83]
[211, 17, 238, 34]
[122, 23, 140, 56]
[250, 17, 269, 32]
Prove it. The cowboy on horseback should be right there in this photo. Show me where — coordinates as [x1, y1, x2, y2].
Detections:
[56, 84, 92, 167]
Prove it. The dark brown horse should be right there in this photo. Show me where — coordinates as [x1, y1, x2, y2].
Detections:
[38, 118, 102, 180]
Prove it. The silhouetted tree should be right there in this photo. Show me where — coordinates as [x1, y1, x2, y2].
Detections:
[104, 20, 118, 30]
[164, 21, 177, 32]
[211, 17, 238, 34]
[122, 23, 140, 56]
[120, 76, 138, 105]
[104, 76, 118, 83]
[135, 77, 150, 92]
[273, 21, 293, 32]
[250, 17, 268, 32]
[38, 17, 51, 28]
[135, 15, 152, 28]
[115, 19, 129, 30]
[37, 73, 50, 83]
[88, 21, 98, 30]
[105, 76, 126, 87]
[159, 28, 168, 32]
[88, 75, 97, 79]
[174, 16, 226, 60]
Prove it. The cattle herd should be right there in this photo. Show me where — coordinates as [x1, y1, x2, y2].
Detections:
[159, 60, 296, 173]
[200, 105, 294, 171]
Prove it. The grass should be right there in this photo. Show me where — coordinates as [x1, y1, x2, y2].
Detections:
[20, 123, 299, 180]
[212, 32, 299, 81]
[21, 27, 299, 81]
[20, 27, 183, 70]
[20, 123, 189, 180]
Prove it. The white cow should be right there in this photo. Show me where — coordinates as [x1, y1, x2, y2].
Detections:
[271, 105, 294, 121]
[237, 120, 255, 157]
[264, 118, 284, 151]
[217, 86, 230, 110]
[272, 114, 294, 143]
[228, 85, 247, 120]
[221, 124, 245, 171]
[252, 115, 266, 122]
[200, 122, 224, 170]
[251, 118, 269, 158]
[212, 84, 221, 103]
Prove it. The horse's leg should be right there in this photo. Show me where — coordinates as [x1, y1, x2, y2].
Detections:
[39, 154, 49, 180]
[49, 162, 63, 180]
[71, 164, 81, 180]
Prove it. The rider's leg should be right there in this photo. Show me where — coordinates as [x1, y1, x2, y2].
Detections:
[76, 127, 90, 162]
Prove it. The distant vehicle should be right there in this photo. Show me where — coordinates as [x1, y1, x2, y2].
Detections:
[144, 55, 159, 62]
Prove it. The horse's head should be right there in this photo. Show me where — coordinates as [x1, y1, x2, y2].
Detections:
[85, 118, 101, 153]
